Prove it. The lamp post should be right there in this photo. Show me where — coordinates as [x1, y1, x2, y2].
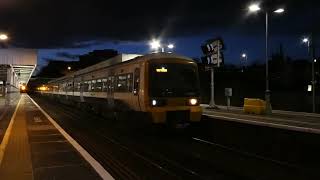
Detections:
[302, 37, 316, 113]
[241, 53, 247, 72]
[248, 3, 285, 114]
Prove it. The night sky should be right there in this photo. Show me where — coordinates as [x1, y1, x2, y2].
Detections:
[0, 0, 319, 70]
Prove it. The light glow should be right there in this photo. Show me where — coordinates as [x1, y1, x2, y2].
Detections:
[189, 98, 198, 105]
[150, 39, 161, 50]
[0, 34, 8, 41]
[168, 44, 174, 49]
[241, 53, 247, 58]
[248, 3, 261, 12]
[274, 8, 285, 13]
[68, 66, 71, 70]
[302, 38, 309, 43]
[314, 59, 317, 63]
[21, 85, 26, 91]
[156, 67, 168, 73]
[152, 100, 157, 106]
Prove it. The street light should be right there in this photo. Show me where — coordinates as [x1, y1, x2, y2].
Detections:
[168, 44, 174, 49]
[0, 34, 8, 41]
[149, 39, 161, 52]
[241, 53, 248, 72]
[247, 3, 285, 114]
[302, 36, 316, 112]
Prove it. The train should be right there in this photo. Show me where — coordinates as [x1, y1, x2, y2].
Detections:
[39, 53, 202, 125]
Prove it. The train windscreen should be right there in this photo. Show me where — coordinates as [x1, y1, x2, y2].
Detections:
[149, 62, 200, 97]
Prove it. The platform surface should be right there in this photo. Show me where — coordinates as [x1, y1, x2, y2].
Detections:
[202, 104, 320, 134]
[0, 94, 102, 180]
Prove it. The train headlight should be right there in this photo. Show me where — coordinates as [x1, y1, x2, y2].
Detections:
[152, 100, 157, 106]
[189, 98, 198, 106]
[21, 85, 26, 91]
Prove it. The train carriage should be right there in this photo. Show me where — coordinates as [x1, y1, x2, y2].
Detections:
[42, 53, 202, 125]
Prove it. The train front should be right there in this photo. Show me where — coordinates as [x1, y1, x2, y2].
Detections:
[147, 56, 202, 125]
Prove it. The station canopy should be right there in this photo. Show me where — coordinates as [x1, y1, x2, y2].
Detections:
[0, 49, 37, 84]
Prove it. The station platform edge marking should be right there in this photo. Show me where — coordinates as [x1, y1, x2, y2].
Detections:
[27, 95, 114, 180]
[0, 96, 22, 166]
[204, 113, 320, 135]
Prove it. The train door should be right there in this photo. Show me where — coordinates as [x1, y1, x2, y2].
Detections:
[132, 67, 141, 111]
[107, 75, 115, 109]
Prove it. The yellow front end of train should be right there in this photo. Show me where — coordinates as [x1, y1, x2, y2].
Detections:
[144, 57, 202, 124]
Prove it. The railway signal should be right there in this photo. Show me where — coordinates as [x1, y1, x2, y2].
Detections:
[201, 38, 225, 108]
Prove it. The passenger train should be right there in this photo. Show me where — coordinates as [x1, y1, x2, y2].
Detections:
[40, 53, 202, 125]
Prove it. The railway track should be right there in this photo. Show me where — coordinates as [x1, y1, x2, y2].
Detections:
[32, 96, 208, 180]
[32, 95, 314, 180]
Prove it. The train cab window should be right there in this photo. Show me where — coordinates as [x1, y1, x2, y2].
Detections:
[96, 79, 102, 91]
[116, 75, 127, 92]
[133, 68, 140, 95]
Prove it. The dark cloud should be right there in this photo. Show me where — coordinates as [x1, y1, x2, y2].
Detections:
[55, 52, 80, 60]
[0, 0, 319, 48]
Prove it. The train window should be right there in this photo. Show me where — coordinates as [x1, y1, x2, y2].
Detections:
[96, 79, 103, 91]
[116, 74, 127, 92]
[133, 68, 140, 95]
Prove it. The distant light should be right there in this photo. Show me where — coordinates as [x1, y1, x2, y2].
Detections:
[150, 39, 161, 50]
[0, 34, 8, 41]
[248, 3, 261, 12]
[168, 44, 174, 49]
[21, 85, 26, 91]
[274, 8, 285, 14]
[241, 53, 247, 58]
[314, 59, 317, 63]
[68, 66, 71, 70]
[308, 85, 312, 92]
[302, 38, 309, 43]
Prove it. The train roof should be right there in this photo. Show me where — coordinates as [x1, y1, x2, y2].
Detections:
[49, 53, 195, 83]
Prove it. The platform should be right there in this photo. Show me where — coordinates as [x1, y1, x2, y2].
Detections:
[202, 104, 320, 134]
[0, 94, 112, 180]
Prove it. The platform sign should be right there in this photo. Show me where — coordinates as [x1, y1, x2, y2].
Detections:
[225, 88, 232, 97]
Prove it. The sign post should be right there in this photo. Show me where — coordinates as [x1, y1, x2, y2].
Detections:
[201, 38, 225, 109]
[225, 88, 232, 110]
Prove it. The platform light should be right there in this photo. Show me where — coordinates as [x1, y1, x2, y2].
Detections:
[274, 8, 285, 14]
[150, 39, 161, 50]
[248, 3, 261, 12]
[168, 44, 174, 49]
[302, 38, 309, 43]
[0, 34, 8, 41]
